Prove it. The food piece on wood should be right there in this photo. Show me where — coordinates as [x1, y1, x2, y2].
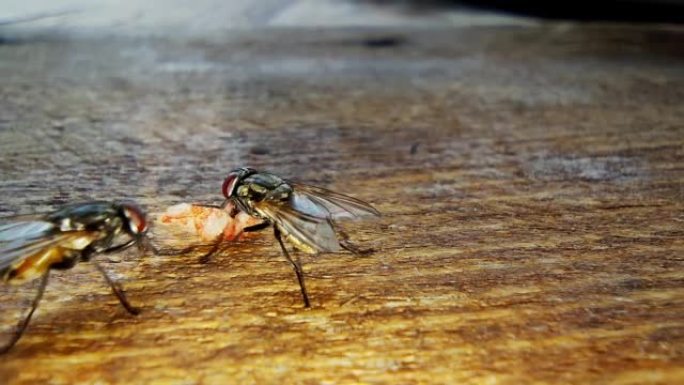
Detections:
[157, 202, 262, 244]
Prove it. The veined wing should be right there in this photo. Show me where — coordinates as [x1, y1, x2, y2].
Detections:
[0, 220, 55, 242]
[0, 221, 92, 271]
[289, 183, 380, 220]
[255, 201, 341, 254]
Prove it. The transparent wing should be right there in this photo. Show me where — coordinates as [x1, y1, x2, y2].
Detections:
[289, 183, 380, 220]
[0, 221, 76, 271]
[255, 201, 341, 253]
[0, 220, 55, 242]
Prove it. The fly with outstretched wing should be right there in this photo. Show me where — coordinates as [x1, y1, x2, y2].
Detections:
[214, 167, 380, 307]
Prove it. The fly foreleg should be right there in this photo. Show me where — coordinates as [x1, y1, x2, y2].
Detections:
[93, 260, 140, 315]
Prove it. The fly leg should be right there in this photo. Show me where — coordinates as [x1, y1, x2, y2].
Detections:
[198, 234, 226, 264]
[195, 201, 241, 264]
[0, 271, 50, 354]
[84, 241, 140, 315]
[204, 221, 269, 263]
[273, 226, 311, 308]
[139, 236, 210, 257]
[243, 221, 270, 233]
[198, 219, 266, 264]
[194, 200, 232, 211]
[93, 260, 140, 315]
[99, 238, 136, 255]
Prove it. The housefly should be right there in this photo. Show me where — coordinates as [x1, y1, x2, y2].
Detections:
[214, 167, 380, 308]
[0, 201, 149, 353]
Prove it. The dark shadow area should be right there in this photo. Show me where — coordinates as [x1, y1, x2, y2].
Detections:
[359, 0, 684, 23]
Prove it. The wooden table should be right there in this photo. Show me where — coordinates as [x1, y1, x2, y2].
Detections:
[0, 25, 683, 384]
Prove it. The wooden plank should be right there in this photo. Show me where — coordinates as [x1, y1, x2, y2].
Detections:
[0, 25, 683, 384]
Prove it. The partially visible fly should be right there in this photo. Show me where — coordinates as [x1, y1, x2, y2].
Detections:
[216, 167, 380, 308]
[0, 201, 149, 353]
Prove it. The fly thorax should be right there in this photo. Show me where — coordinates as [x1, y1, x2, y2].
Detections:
[269, 184, 293, 202]
[246, 183, 270, 202]
[100, 216, 125, 236]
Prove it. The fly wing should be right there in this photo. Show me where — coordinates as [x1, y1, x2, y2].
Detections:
[289, 183, 380, 220]
[0, 220, 55, 242]
[0, 221, 90, 271]
[254, 201, 341, 253]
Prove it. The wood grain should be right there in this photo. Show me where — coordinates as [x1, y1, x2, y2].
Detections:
[0, 25, 683, 384]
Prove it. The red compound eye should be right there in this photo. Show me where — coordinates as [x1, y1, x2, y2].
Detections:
[222, 173, 239, 198]
[122, 203, 147, 235]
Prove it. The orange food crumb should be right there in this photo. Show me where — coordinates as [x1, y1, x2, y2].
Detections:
[159, 202, 261, 242]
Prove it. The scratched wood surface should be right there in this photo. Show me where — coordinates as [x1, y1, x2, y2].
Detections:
[0, 25, 683, 385]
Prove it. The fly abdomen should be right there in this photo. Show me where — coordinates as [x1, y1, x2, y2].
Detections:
[277, 225, 317, 255]
[3, 247, 68, 284]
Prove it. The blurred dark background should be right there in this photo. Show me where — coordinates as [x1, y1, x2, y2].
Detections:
[364, 0, 684, 23]
[2, 0, 683, 39]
